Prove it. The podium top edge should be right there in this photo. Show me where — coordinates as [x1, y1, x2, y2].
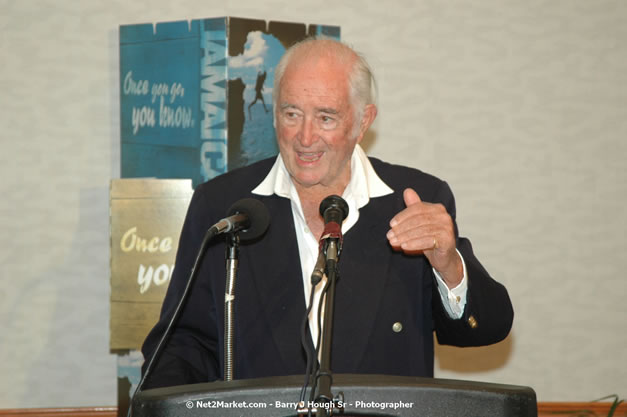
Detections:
[138, 374, 536, 399]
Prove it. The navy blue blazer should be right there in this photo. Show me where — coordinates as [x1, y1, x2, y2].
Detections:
[141, 157, 513, 388]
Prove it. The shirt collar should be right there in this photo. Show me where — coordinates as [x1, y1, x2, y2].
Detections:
[251, 144, 393, 207]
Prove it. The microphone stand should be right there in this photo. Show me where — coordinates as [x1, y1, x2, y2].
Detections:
[298, 194, 348, 417]
[224, 232, 240, 381]
[313, 239, 343, 417]
[129, 198, 269, 417]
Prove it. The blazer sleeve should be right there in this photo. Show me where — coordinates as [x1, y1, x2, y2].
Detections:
[430, 181, 514, 347]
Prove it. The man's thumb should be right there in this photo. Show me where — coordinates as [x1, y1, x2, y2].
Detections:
[403, 188, 422, 207]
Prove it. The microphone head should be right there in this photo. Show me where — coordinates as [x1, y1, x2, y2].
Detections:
[319, 195, 349, 224]
[227, 198, 270, 241]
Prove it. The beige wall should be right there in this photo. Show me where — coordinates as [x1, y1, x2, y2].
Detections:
[1, 0, 625, 407]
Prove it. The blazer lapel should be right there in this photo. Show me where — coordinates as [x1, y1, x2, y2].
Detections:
[331, 196, 396, 372]
[241, 195, 308, 370]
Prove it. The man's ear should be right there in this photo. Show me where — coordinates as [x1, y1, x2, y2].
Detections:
[356, 104, 378, 144]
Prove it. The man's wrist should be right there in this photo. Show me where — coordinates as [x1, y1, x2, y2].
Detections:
[438, 252, 464, 289]
[433, 249, 468, 319]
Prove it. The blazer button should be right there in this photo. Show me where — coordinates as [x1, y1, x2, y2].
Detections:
[467, 315, 478, 329]
[392, 322, 403, 333]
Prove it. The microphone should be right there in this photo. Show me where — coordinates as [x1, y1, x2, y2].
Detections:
[320, 195, 349, 225]
[311, 195, 349, 284]
[209, 198, 270, 241]
[319, 195, 349, 252]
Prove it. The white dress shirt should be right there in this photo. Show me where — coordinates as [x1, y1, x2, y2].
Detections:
[252, 145, 468, 345]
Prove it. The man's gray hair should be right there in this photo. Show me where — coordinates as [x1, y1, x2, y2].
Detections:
[272, 37, 377, 131]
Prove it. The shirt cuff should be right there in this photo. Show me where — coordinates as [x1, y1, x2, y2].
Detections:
[433, 249, 468, 319]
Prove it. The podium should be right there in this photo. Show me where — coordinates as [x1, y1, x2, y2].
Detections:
[132, 374, 537, 417]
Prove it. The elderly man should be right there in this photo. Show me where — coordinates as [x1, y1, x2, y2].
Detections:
[141, 38, 513, 388]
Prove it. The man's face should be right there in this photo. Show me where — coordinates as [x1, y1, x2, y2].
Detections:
[275, 57, 361, 193]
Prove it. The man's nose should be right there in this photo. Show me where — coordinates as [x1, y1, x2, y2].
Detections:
[298, 117, 318, 147]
